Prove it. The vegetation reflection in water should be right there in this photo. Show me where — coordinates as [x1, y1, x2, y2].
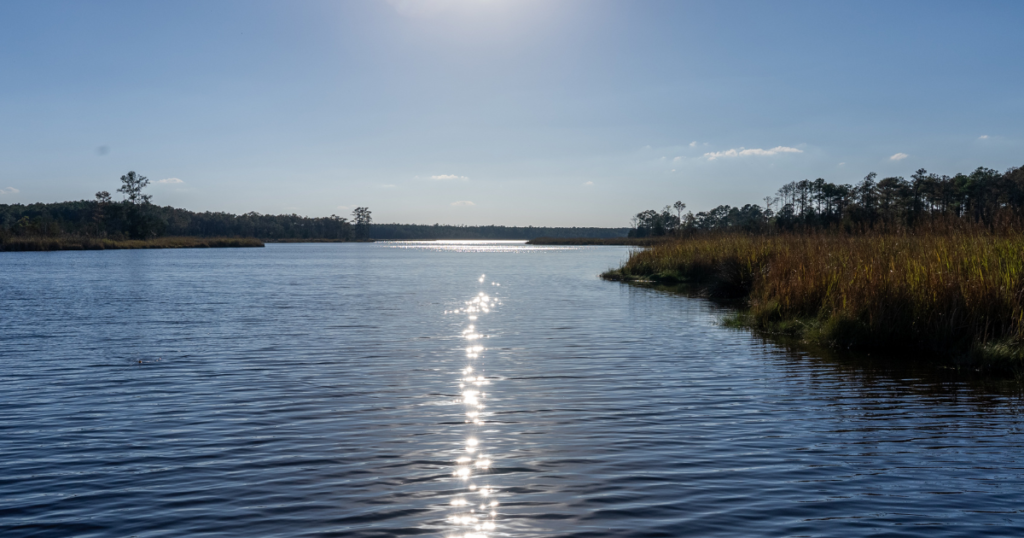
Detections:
[445, 275, 501, 537]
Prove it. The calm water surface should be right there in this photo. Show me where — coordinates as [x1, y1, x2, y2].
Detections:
[2, 242, 1024, 537]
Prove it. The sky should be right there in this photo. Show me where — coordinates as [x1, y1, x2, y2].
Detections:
[1, 0, 1022, 227]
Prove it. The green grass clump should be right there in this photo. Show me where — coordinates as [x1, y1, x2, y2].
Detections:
[603, 232, 1024, 372]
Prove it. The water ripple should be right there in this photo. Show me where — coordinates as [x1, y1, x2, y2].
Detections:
[1, 244, 1024, 536]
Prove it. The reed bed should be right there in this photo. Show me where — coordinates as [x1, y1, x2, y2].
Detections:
[603, 233, 1024, 369]
[0, 236, 264, 251]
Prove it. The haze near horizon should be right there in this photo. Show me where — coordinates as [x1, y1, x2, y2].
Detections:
[1, 0, 1021, 227]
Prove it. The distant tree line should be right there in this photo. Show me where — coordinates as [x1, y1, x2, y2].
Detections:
[0, 172, 362, 242]
[0, 200, 360, 241]
[0, 201, 630, 242]
[1, 171, 630, 243]
[629, 165, 1024, 236]
[372, 224, 629, 240]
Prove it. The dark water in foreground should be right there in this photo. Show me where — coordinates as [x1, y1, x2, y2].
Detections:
[2, 242, 1024, 537]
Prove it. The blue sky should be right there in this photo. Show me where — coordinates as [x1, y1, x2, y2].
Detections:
[1, 0, 1022, 226]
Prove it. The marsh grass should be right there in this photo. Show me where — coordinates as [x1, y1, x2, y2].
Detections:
[0, 236, 264, 251]
[603, 232, 1024, 373]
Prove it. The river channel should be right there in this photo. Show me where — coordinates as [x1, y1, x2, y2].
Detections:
[2, 242, 1024, 537]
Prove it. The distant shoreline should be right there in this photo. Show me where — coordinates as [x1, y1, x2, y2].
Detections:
[0, 236, 658, 251]
[526, 237, 676, 246]
[263, 238, 370, 243]
[0, 236, 264, 252]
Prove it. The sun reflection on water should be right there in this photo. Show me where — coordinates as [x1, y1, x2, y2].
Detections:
[378, 240, 579, 253]
[446, 274, 502, 538]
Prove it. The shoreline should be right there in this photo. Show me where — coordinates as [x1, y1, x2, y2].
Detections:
[0, 236, 265, 252]
[526, 237, 671, 246]
[601, 234, 1024, 378]
[263, 238, 370, 243]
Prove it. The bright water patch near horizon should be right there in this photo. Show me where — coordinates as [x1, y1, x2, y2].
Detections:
[2, 242, 1024, 537]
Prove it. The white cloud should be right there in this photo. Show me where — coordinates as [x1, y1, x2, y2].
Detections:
[890, 153, 908, 161]
[451, 200, 475, 206]
[0, 187, 18, 195]
[689, 141, 697, 147]
[671, 169, 677, 172]
[430, 174, 469, 181]
[156, 177, 184, 184]
[583, 181, 594, 186]
[704, 146, 803, 161]
[979, 135, 989, 139]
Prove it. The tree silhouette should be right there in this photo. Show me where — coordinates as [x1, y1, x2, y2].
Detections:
[352, 207, 372, 240]
[118, 171, 151, 205]
[117, 171, 154, 239]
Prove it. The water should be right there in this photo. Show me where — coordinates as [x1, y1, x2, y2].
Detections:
[2, 242, 1024, 537]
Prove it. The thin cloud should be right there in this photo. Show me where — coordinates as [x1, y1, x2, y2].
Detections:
[430, 174, 469, 181]
[380, 184, 397, 189]
[0, 187, 18, 195]
[451, 200, 475, 206]
[689, 141, 697, 147]
[838, 162, 846, 167]
[156, 177, 184, 184]
[979, 135, 989, 139]
[890, 153, 908, 161]
[583, 181, 594, 186]
[704, 146, 803, 161]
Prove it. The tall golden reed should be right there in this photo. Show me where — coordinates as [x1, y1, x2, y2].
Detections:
[610, 232, 1024, 360]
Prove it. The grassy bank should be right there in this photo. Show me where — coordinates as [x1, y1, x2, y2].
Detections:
[528, 236, 675, 246]
[0, 236, 264, 251]
[602, 233, 1024, 374]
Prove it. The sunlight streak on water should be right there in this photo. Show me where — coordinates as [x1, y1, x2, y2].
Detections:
[447, 276, 502, 538]
[381, 240, 578, 253]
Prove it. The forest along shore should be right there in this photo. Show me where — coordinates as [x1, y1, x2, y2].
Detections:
[0, 236, 264, 252]
[602, 231, 1024, 376]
